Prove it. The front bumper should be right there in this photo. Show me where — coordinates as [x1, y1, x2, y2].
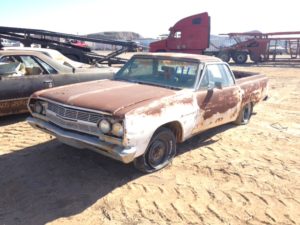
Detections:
[27, 117, 137, 163]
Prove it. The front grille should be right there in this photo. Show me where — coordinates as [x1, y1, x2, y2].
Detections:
[45, 102, 104, 136]
[47, 102, 102, 123]
[47, 113, 100, 135]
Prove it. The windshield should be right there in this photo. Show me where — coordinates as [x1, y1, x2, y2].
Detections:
[115, 57, 199, 89]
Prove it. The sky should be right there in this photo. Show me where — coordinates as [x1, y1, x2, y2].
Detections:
[0, 0, 299, 38]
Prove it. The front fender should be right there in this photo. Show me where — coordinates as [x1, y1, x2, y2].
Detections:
[123, 93, 198, 157]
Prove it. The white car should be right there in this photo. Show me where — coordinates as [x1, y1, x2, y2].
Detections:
[3, 47, 91, 68]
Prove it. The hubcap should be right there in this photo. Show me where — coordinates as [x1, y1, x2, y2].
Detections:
[148, 140, 167, 167]
[238, 55, 245, 61]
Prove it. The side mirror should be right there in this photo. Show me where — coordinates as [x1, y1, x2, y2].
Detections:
[207, 81, 215, 91]
[215, 81, 223, 89]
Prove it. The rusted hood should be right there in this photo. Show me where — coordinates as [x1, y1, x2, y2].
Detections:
[33, 79, 176, 117]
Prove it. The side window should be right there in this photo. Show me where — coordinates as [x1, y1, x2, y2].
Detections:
[19, 56, 40, 67]
[34, 57, 57, 74]
[199, 69, 210, 89]
[199, 64, 234, 89]
[19, 56, 45, 75]
[122, 58, 153, 77]
[218, 64, 235, 86]
[0, 56, 18, 63]
[173, 31, 181, 39]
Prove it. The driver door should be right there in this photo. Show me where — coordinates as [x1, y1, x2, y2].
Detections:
[193, 64, 241, 133]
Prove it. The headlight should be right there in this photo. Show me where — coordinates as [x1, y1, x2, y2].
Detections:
[34, 101, 43, 114]
[99, 119, 111, 134]
[112, 122, 124, 137]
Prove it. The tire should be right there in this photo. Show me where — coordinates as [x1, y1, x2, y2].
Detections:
[134, 127, 176, 173]
[234, 102, 253, 125]
[233, 52, 248, 64]
[217, 52, 230, 63]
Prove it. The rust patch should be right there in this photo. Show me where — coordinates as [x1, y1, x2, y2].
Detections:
[215, 117, 224, 123]
[34, 80, 176, 117]
[144, 104, 163, 116]
[179, 97, 193, 105]
[197, 87, 240, 120]
[236, 75, 268, 105]
[142, 96, 194, 116]
[0, 98, 28, 116]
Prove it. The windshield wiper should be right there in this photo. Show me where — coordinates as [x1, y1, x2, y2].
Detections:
[114, 77, 130, 82]
[114, 77, 123, 81]
[114, 77, 142, 84]
[135, 81, 181, 90]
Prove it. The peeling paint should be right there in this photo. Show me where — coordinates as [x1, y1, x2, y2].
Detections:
[27, 55, 269, 163]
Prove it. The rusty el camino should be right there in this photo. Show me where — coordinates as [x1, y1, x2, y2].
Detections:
[27, 53, 268, 172]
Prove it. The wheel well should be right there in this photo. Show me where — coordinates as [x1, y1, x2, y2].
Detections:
[160, 121, 183, 143]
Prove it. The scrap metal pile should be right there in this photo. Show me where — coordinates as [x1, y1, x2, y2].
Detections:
[0, 26, 138, 65]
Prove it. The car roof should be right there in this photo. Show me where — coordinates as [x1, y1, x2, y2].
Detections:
[0, 50, 72, 73]
[3, 47, 58, 53]
[0, 49, 49, 56]
[2, 47, 89, 68]
[132, 52, 222, 63]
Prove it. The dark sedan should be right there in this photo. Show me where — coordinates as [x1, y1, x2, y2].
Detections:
[0, 50, 116, 116]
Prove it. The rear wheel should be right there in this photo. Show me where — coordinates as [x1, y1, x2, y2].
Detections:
[234, 102, 253, 125]
[134, 127, 176, 173]
[233, 52, 248, 64]
[217, 51, 231, 63]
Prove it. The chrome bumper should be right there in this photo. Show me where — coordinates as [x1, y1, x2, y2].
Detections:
[27, 117, 137, 163]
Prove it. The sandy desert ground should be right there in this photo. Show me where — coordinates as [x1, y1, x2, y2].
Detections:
[0, 60, 299, 225]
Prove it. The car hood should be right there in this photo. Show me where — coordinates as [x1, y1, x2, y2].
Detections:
[34, 79, 176, 117]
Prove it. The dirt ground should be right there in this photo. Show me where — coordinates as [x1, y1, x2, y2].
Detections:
[0, 62, 299, 225]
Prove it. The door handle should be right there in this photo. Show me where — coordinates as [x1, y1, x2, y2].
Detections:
[43, 80, 53, 88]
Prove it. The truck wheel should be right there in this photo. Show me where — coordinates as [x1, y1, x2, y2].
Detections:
[250, 53, 262, 63]
[133, 127, 176, 173]
[233, 52, 248, 64]
[217, 52, 230, 63]
[234, 102, 253, 125]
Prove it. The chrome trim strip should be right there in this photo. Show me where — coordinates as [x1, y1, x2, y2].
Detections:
[27, 117, 136, 163]
[46, 110, 101, 137]
[37, 97, 113, 116]
[0, 97, 28, 103]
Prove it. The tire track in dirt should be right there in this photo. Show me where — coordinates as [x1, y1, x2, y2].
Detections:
[1, 67, 300, 224]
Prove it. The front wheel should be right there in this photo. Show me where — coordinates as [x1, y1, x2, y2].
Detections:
[233, 52, 248, 64]
[134, 127, 176, 173]
[234, 102, 253, 125]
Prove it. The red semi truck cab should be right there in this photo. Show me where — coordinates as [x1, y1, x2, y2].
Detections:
[149, 12, 210, 54]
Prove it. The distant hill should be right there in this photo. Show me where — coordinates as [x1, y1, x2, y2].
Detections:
[85, 31, 143, 50]
[87, 31, 142, 41]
